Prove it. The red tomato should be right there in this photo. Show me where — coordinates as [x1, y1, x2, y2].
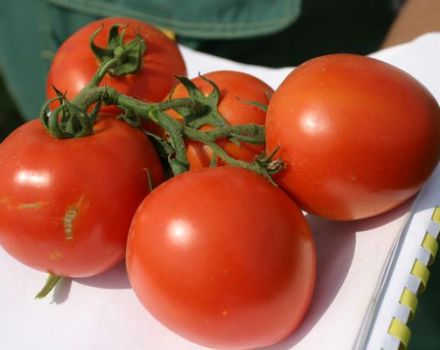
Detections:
[126, 166, 316, 349]
[47, 17, 186, 111]
[266, 53, 440, 220]
[0, 117, 163, 277]
[168, 71, 273, 169]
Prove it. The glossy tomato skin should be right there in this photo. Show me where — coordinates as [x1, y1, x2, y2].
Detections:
[169, 70, 273, 169]
[266, 54, 440, 220]
[0, 117, 163, 277]
[47, 17, 186, 110]
[127, 166, 316, 349]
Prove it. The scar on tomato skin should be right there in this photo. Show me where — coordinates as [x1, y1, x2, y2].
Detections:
[49, 250, 63, 261]
[63, 196, 86, 241]
[18, 202, 44, 209]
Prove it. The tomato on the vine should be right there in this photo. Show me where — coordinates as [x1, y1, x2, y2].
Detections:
[47, 17, 186, 110]
[168, 70, 273, 169]
[126, 166, 316, 349]
[0, 117, 163, 277]
[266, 53, 440, 220]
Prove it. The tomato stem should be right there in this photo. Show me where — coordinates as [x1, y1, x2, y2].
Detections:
[86, 57, 120, 88]
[149, 108, 189, 174]
[41, 82, 275, 176]
[183, 124, 265, 145]
[35, 274, 62, 299]
[106, 89, 271, 176]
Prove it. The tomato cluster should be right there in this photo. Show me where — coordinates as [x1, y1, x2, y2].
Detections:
[0, 17, 439, 350]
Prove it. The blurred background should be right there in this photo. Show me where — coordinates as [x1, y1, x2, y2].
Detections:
[1, 1, 439, 348]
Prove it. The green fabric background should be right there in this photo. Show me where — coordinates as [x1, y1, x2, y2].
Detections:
[0, 1, 438, 348]
[0, 0, 394, 121]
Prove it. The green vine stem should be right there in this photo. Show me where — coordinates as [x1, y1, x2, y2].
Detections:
[86, 57, 120, 89]
[39, 23, 282, 178]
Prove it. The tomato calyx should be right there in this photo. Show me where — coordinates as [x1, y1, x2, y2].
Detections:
[39, 87, 103, 138]
[90, 24, 146, 78]
[172, 75, 226, 129]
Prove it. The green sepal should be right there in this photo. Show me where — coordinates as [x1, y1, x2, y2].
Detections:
[51, 86, 73, 129]
[40, 87, 97, 139]
[39, 96, 61, 131]
[90, 24, 146, 77]
[175, 76, 206, 100]
[111, 34, 145, 76]
[90, 26, 114, 60]
[172, 75, 250, 147]
[35, 274, 62, 299]
[174, 76, 228, 129]
[60, 99, 94, 137]
[198, 73, 221, 108]
[238, 98, 269, 112]
[108, 24, 126, 48]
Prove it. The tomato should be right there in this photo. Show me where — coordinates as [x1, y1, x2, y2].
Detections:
[126, 166, 316, 349]
[266, 53, 440, 220]
[0, 117, 163, 277]
[168, 70, 273, 169]
[47, 17, 186, 111]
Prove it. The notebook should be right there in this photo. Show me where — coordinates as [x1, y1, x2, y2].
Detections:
[1, 33, 440, 350]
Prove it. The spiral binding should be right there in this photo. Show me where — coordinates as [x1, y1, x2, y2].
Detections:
[387, 207, 440, 349]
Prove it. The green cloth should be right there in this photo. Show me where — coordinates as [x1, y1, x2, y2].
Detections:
[44, 0, 301, 39]
[0, 0, 395, 121]
[0, 0, 300, 120]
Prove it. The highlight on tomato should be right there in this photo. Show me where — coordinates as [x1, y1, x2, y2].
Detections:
[0, 116, 164, 281]
[126, 166, 316, 349]
[266, 53, 440, 221]
[47, 17, 187, 112]
[166, 70, 274, 169]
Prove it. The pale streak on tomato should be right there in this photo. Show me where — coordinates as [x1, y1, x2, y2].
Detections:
[17, 202, 45, 209]
[63, 195, 86, 241]
[49, 250, 63, 261]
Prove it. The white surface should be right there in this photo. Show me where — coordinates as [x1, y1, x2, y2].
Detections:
[2, 33, 440, 350]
